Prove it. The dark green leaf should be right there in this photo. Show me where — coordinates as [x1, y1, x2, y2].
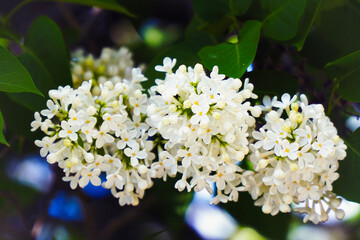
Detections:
[244, 70, 299, 97]
[0, 175, 39, 208]
[0, 92, 36, 140]
[0, 46, 42, 96]
[7, 52, 55, 111]
[55, 0, 134, 17]
[223, 192, 291, 240]
[144, 42, 201, 90]
[229, 0, 253, 16]
[325, 50, 360, 102]
[262, 0, 306, 41]
[141, 229, 167, 240]
[198, 20, 261, 78]
[301, 4, 360, 68]
[191, 0, 251, 22]
[185, 16, 214, 49]
[334, 129, 360, 203]
[25, 16, 72, 87]
[290, 0, 322, 51]
[191, 0, 231, 22]
[150, 178, 193, 236]
[0, 110, 8, 146]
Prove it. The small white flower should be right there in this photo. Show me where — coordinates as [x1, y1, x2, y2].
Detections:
[272, 93, 297, 110]
[40, 100, 59, 119]
[279, 140, 299, 160]
[155, 57, 176, 73]
[94, 126, 115, 148]
[79, 168, 101, 188]
[124, 145, 147, 166]
[31, 112, 42, 131]
[59, 121, 80, 141]
[35, 136, 56, 157]
[298, 185, 321, 202]
[117, 130, 137, 149]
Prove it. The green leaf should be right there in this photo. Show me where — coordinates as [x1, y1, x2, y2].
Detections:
[0, 46, 42, 96]
[25, 16, 72, 87]
[223, 192, 291, 240]
[244, 70, 299, 97]
[262, 0, 306, 41]
[150, 178, 193, 236]
[0, 92, 37, 140]
[0, 175, 39, 208]
[198, 20, 261, 78]
[324, 50, 360, 102]
[0, 110, 8, 146]
[185, 16, 214, 49]
[7, 52, 55, 111]
[290, 0, 322, 51]
[55, 0, 134, 17]
[191, 0, 251, 22]
[301, 4, 360, 68]
[334, 129, 360, 203]
[229, 0, 253, 16]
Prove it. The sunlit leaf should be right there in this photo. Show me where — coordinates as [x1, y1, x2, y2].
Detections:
[7, 52, 55, 111]
[198, 20, 261, 78]
[0, 46, 42, 96]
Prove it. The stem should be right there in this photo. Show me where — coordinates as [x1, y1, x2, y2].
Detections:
[2, 0, 35, 26]
[229, 0, 240, 32]
[327, 78, 339, 116]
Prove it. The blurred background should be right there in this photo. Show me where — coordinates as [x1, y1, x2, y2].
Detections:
[1, 0, 360, 239]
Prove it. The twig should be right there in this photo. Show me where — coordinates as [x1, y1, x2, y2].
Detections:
[57, 2, 84, 35]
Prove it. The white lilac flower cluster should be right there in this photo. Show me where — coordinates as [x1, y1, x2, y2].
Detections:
[147, 58, 262, 204]
[71, 47, 135, 91]
[240, 94, 347, 223]
[31, 68, 156, 206]
[32, 54, 347, 224]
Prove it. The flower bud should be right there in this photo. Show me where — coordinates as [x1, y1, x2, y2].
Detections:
[87, 106, 97, 115]
[212, 112, 221, 120]
[335, 209, 345, 220]
[183, 100, 191, 109]
[250, 106, 262, 117]
[291, 102, 299, 111]
[138, 180, 148, 189]
[104, 81, 114, 90]
[138, 165, 148, 174]
[64, 139, 72, 147]
[125, 183, 134, 192]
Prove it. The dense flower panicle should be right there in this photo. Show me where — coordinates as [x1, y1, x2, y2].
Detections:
[240, 94, 347, 224]
[147, 57, 261, 204]
[32, 69, 156, 206]
[71, 47, 137, 91]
